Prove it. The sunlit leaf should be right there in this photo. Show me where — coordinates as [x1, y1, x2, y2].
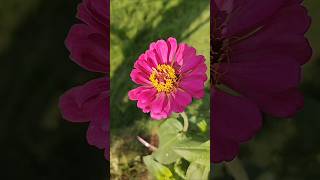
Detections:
[173, 140, 210, 166]
[186, 162, 210, 180]
[143, 155, 173, 180]
[153, 118, 186, 164]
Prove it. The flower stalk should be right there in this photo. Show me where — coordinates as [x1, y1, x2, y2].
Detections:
[181, 112, 189, 132]
[225, 158, 249, 180]
[137, 136, 158, 151]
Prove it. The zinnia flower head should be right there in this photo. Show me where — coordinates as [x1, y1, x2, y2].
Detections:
[129, 37, 207, 120]
[211, 0, 312, 163]
[59, 0, 109, 160]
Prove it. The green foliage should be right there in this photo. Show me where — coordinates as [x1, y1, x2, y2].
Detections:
[174, 140, 209, 166]
[143, 155, 174, 180]
[145, 115, 210, 179]
[173, 159, 188, 179]
[153, 118, 186, 164]
[186, 162, 210, 180]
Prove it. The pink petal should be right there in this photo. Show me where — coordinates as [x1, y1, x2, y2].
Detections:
[250, 88, 304, 118]
[65, 24, 107, 73]
[166, 37, 178, 64]
[155, 40, 169, 64]
[145, 49, 159, 67]
[231, 2, 312, 65]
[77, 0, 108, 34]
[223, 0, 287, 37]
[212, 135, 239, 163]
[134, 54, 154, 75]
[59, 78, 108, 123]
[173, 89, 192, 110]
[219, 57, 301, 94]
[128, 86, 147, 100]
[180, 55, 205, 74]
[130, 69, 152, 86]
[183, 63, 207, 78]
[86, 96, 108, 150]
[175, 43, 185, 66]
[150, 111, 168, 120]
[137, 88, 157, 113]
[179, 77, 205, 99]
[212, 90, 262, 163]
[151, 93, 166, 114]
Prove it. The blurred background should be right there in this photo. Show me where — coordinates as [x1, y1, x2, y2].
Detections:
[0, 0, 108, 179]
[110, 0, 210, 179]
[214, 0, 320, 179]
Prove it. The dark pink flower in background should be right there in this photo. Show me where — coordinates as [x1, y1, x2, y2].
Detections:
[129, 37, 207, 120]
[211, 0, 312, 162]
[59, 0, 109, 160]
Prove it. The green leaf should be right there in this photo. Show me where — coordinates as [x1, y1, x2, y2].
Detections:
[173, 140, 210, 167]
[153, 118, 186, 164]
[159, 118, 183, 136]
[143, 155, 173, 180]
[186, 162, 210, 180]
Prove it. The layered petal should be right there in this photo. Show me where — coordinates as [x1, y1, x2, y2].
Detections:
[249, 88, 304, 118]
[129, 37, 207, 120]
[222, 0, 288, 38]
[219, 57, 301, 94]
[59, 78, 108, 122]
[65, 24, 108, 73]
[77, 0, 109, 34]
[86, 94, 109, 149]
[62, 0, 110, 161]
[173, 89, 192, 111]
[166, 37, 178, 64]
[231, 1, 312, 65]
[59, 78, 109, 159]
[211, 0, 311, 164]
[129, 86, 157, 113]
[212, 90, 262, 163]
[130, 69, 152, 86]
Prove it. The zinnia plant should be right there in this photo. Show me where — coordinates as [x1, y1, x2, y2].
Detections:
[59, 0, 109, 160]
[129, 37, 210, 179]
[128, 37, 207, 120]
[211, 0, 312, 163]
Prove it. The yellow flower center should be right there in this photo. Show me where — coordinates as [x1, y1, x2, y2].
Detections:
[149, 64, 177, 93]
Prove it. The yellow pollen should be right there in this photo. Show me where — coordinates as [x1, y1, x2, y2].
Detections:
[149, 64, 177, 93]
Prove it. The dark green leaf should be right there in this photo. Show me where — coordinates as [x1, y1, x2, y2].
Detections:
[174, 158, 187, 179]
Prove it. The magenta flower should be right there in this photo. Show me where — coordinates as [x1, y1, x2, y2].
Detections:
[128, 37, 207, 120]
[211, 0, 312, 162]
[59, 0, 109, 160]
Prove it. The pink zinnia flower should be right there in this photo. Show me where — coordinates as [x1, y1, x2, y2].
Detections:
[59, 0, 109, 160]
[128, 37, 207, 120]
[211, 0, 312, 162]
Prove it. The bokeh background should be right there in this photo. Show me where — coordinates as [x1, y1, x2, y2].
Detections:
[110, 0, 210, 179]
[214, 0, 320, 179]
[0, 0, 108, 179]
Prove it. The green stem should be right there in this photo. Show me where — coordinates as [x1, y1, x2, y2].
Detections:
[225, 157, 249, 180]
[137, 136, 157, 151]
[181, 112, 189, 132]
